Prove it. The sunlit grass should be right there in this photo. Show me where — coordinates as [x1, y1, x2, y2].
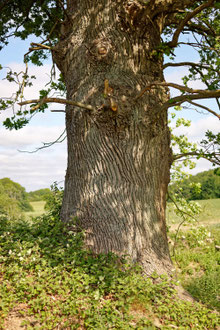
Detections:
[25, 201, 46, 219]
[167, 198, 220, 225]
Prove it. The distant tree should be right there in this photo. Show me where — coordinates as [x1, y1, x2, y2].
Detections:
[0, 1, 220, 274]
[0, 181, 21, 219]
[0, 178, 33, 215]
[28, 188, 52, 202]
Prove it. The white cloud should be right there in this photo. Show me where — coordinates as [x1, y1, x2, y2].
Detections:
[0, 143, 67, 191]
[164, 67, 207, 97]
[0, 125, 65, 148]
[173, 115, 220, 142]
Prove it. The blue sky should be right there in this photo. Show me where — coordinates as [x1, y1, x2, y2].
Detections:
[0, 36, 219, 191]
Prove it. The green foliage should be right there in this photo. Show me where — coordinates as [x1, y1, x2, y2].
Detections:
[44, 182, 63, 216]
[28, 188, 52, 202]
[0, 178, 33, 219]
[0, 0, 64, 51]
[0, 194, 219, 329]
[170, 169, 220, 200]
[0, 185, 20, 220]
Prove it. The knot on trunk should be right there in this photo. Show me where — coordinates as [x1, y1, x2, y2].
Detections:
[88, 38, 113, 63]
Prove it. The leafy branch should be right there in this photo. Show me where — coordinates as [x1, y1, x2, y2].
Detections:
[167, 0, 215, 48]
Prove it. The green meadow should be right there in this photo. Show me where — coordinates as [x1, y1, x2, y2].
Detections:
[167, 198, 220, 227]
[25, 201, 46, 219]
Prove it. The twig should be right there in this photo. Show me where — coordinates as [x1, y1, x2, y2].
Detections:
[167, 193, 198, 262]
[18, 129, 66, 153]
[187, 100, 220, 117]
[51, 110, 65, 113]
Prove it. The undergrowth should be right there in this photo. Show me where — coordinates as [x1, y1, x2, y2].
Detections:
[0, 189, 219, 329]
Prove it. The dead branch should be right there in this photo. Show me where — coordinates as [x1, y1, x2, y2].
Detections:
[187, 100, 220, 117]
[18, 97, 95, 112]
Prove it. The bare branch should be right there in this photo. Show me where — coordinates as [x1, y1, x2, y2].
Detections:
[164, 90, 220, 118]
[167, 0, 215, 48]
[185, 21, 216, 36]
[30, 42, 51, 50]
[50, 110, 66, 113]
[18, 97, 95, 112]
[173, 152, 220, 166]
[163, 61, 209, 70]
[178, 41, 219, 53]
[19, 129, 66, 154]
[187, 100, 220, 118]
[135, 82, 220, 118]
[135, 81, 218, 99]
[24, 42, 52, 59]
[135, 81, 220, 118]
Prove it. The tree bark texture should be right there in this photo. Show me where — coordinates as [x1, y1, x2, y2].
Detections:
[53, 0, 173, 274]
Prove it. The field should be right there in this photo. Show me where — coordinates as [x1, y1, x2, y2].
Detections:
[167, 198, 220, 227]
[26, 198, 220, 225]
[25, 201, 46, 219]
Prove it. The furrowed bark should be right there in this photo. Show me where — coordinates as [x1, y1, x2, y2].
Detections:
[53, 0, 173, 274]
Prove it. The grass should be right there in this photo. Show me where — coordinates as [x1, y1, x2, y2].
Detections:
[167, 198, 220, 225]
[169, 225, 220, 311]
[0, 196, 219, 329]
[25, 201, 46, 219]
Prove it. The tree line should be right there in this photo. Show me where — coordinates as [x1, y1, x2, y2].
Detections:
[169, 168, 220, 200]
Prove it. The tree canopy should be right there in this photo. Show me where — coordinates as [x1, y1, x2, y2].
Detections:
[28, 188, 52, 201]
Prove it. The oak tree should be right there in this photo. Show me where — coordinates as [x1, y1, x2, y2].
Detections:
[0, 0, 219, 274]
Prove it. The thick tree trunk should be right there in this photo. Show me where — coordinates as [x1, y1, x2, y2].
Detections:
[53, 0, 173, 274]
